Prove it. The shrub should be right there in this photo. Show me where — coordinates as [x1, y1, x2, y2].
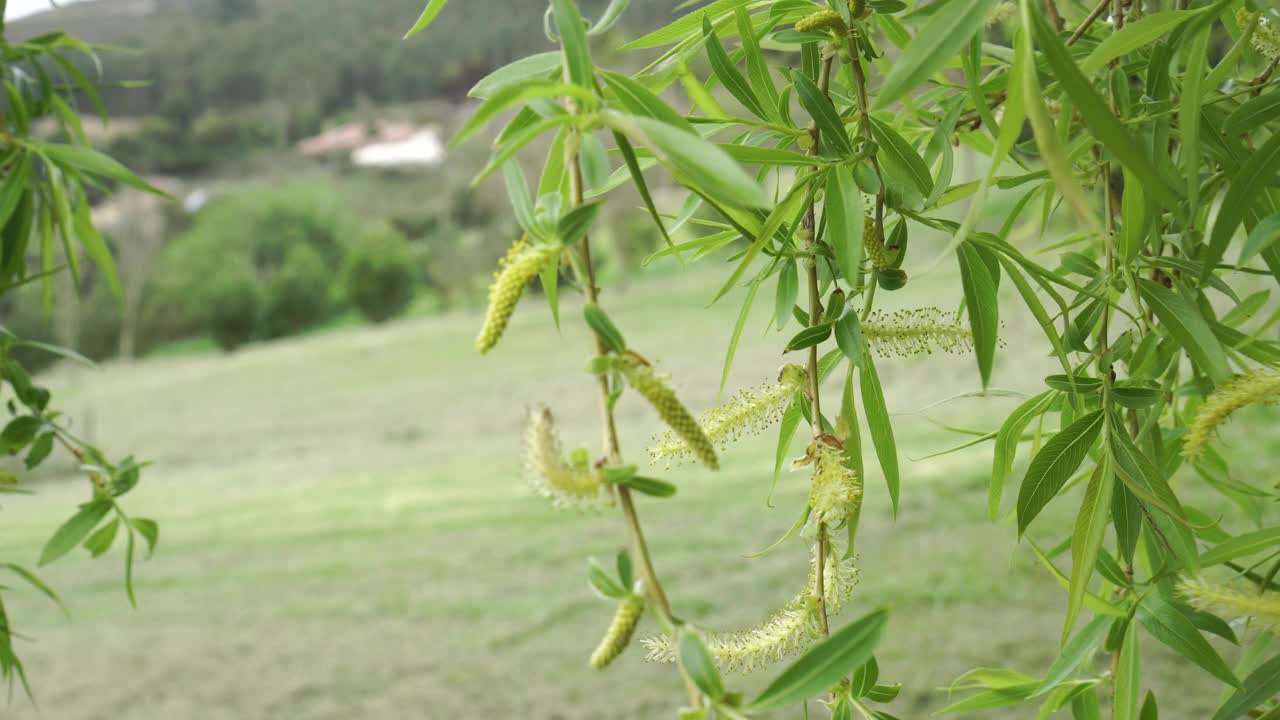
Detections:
[262, 243, 330, 338]
[344, 225, 416, 323]
[204, 265, 260, 351]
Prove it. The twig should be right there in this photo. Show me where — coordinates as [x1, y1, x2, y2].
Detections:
[1067, 0, 1111, 47]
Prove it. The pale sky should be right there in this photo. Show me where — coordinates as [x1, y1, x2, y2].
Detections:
[5, 0, 87, 21]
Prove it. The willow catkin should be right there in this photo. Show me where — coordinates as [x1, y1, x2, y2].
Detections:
[808, 444, 861, 527]
[860, 307, 975, 357]
[648, 365, 805, 465]
[590, 593, 646, 670]
[795, 8, 848, 36]
[642, 538, 858, 672]
[863, 213, 893, 271]
[524, 405, 609, 510]
[1182, 368, 1280, 460]
[1179, 576, 1280, 631]
[1240, 10, 1280, 62]
[617, 356, 719, 470]
[475, 238, 560, 354]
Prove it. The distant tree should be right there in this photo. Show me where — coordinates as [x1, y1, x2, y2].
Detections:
[195, 0, 257, 23]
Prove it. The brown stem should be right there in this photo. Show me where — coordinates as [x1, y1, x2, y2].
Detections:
[1067, 0, 1111, 47]
[1045, 0, 1066, 32]
[802, 52, 836, 640]
[567, 133, 677, 628]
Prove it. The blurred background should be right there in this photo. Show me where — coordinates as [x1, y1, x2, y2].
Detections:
[0, 1, 1270, 718]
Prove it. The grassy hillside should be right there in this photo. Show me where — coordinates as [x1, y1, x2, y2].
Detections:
[0, 260, 1252, 719]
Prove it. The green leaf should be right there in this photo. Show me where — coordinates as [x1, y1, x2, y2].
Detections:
[956, 242, 999, 388]
[583, 303, 626, 354]
[834, 308, 866, 368]
[2, 563, 64, 614]
[1140, 691, 1158, 720]
[599, 70, 694, 133]
[1238, 212, 1280, 265]
[83, 517, 120, 558]
[1016, 410, 1104, 535]
[1225, 89, 1280, 137]
[1032, 615, 1111, 696]
[468, 52, 562, 99]
[613, 114, 769, 210]
[1064, 461, 1114, 644]
[0, 416, 40, 453]
[39, 500, 112, 566]
[1118, 168, 1149, 265]
[785, 323, 832, 353]
[72, 191, 121, 299]
[703, 16, 767, 121]
[1136, 594, 1239, 687]
[870, 119, 933, 199]
[720, 272, 763, 395]
[550, 0, 593, 88]
[775, 261, 798, 331]
[750, 608, 888, 710]
[736, 6, 779, 120]
[1136, 279, 1231, 384]
[1029, 11, 1179, 209]
[403, 0, 448, 39]
[1181, 25, 1209, 213]
[1114, 620, 1140, 720]
[1080, 10, 1201, 73]
[794, 72, 852, 158]
[1213, 653, 1280, 720]
[610, 130, 680, 258]
[859, 352, 899, 517]
[558, 203, 600, 246]
[39, 143, 164, 195]
[826, 166, 865, 286]
[935, 683, 1040, 715]
[1112, 385, 1160, 409]
[773, 398, 803, 491]
[873, 0, 995, 109]
[679, 631, 725, 700]
[1205, 133, 1280, 283]
[1198, 527, 1280, 568]
[621, 475, 677, 498]
[991, 391, 1056, 521]
[0, 153, 31, 230]
[623, 0, 750, 49]
[589, 560, 627, 598]
[452, 80, 592, 149]
[130, 518, 159, 557]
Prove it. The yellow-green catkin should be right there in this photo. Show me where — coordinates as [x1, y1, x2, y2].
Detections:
[475, 238, 559, 354]
[648, 365, 805, 465]
[590, 593, 646, 670]
[617, 356, 719, 470]
[863, 213, 892, 271]
[861, 306, 975, 357]
[642, 538, 858, 672]
[1182, 368, 1280, 460]
[808, 444, 861, 527]
[1179, 576, 1280, 631]
[525, 405, 609, 510]
[986, 2, 1016, 27]
[795, 9, 848, 36]
[1239, 9, 1280, 62]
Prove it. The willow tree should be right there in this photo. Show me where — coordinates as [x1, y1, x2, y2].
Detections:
[413, 0, 1280, 716]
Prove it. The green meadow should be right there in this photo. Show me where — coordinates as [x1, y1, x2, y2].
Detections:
[2, 263, 1257, 719]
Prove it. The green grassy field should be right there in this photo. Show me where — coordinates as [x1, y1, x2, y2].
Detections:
[0, 262, 1258, 719]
